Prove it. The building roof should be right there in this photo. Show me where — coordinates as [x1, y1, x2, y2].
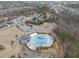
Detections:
[31, 14, 47, 22]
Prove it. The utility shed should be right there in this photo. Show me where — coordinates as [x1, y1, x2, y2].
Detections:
[18, 35, 30, 44]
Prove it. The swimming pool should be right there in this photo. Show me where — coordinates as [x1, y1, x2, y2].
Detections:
[27, 33, 55, 50]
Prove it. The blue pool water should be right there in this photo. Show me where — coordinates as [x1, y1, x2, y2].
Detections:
[32, 35, 51, 45]
[36, 36, 46, 44]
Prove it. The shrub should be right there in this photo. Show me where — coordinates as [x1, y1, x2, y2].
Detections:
[0, 45, 5, 50]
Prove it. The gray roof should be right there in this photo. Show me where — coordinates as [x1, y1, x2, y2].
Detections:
[31, 14, 47, 22]
[18, 35, 30, 44]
